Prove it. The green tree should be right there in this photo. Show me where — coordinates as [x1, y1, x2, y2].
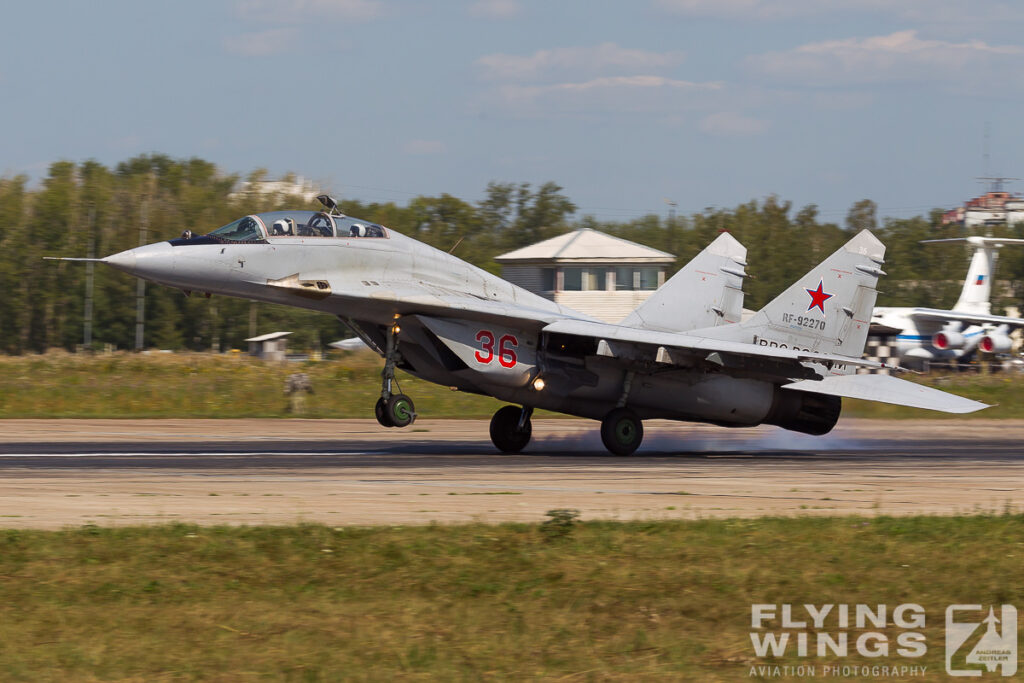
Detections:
[845, 199, 877, 233]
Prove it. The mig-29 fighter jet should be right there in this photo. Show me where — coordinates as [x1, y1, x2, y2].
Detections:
[53, 195, 986, 455]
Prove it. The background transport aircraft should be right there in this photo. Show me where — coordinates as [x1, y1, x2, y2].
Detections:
[52, 196, 986, 455]
[871, 236, 1024, 366]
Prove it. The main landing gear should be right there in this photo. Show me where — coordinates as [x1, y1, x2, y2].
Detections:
[375, 321, 416, 428]
[489, 405, 533, 453]
[600, 407, 643, 456]
[598, 370, 643, 456]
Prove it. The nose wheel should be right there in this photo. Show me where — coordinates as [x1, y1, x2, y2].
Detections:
[489, 405, 533, 453]
[375, 321, 416, 428]
[600, 407, 643, 456]
[374, 396, 415, 428]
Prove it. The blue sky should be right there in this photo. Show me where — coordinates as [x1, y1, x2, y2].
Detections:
[2, 0, 1023, 223]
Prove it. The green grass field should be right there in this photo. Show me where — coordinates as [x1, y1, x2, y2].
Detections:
[0, 351, 1022, 419]
[0, 516, 1020, 680]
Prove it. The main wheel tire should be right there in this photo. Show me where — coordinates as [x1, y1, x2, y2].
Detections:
[375, 397, 394, 428]
[600, 408, 643, 456]
[489, 405, 532, 454]
[386, 394, 416, 428]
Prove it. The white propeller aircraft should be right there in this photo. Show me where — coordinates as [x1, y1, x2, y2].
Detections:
[871, 236, 1024, 366]
[52, 195, 986, 455]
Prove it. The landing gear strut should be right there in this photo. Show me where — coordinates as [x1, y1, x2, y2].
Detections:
[489, 405, 533, 453]
[376, 321, 416, 428]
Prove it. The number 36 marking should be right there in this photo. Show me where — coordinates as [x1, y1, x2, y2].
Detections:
[475, 330, 518, 368]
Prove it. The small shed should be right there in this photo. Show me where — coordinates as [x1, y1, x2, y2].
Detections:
[495, 229, 675, 322]
[244, 331, 292, 361]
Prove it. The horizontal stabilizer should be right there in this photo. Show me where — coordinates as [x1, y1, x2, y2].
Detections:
[784, 374, 988, 414]
[921, 237, 1024, 247]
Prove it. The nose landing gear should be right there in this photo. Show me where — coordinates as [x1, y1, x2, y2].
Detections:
[375, 321, 416, 428]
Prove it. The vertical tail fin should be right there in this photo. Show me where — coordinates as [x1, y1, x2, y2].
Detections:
[954, 243, 996, 315]
[696, 230, 886, 360]
[620, 232, 747, 332]
[921, 237, 1024, 316]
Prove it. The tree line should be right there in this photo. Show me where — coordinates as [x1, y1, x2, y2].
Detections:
[1, 154, 1021, 354]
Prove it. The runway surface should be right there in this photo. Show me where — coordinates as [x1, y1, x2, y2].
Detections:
[0, 418, 1022, 528]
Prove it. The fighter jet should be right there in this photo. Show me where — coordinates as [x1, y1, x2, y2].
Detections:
[52, 195, 986, 455]
[871, 236, 1024, 367]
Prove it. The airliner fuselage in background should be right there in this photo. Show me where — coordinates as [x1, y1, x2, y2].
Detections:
[871, 236, 1024, 366]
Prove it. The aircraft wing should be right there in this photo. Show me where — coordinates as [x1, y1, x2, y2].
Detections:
[900, 308, 1024, 327]
[318, 280, 595, 329]
[542, 319, 884, 371]
[784, 374, 988, 414]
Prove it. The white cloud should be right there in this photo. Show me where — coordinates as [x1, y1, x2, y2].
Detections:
[654, 0, 765, 17]
[653, 0, 1018, 22]
[811, 91, 875, 110]
[748, 30, 1024, 86]
[469, 0, 522, 19]
[403, 140, 446, 155]
[477, 43, 685, 81]
[223, 28, 299, 56]
[699, 111, 768, 136]
[501, 75, 721, 99]
[236, 0, 383, 23]
[486, 76, 724, 116]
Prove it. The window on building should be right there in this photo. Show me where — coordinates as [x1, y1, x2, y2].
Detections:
[615, 266, 633, 291]
[613, 266, 663, 291]
[562, 267, 583, 291]
[638, 267, 659, 291]
[541, 268, 556, 292]
[561, 267, 606, 291]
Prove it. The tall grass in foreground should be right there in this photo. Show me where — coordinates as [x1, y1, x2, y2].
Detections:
[0, 351, 1021, 419]
[0, 516, 1020, 680]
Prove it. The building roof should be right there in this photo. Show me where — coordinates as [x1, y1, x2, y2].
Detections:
[244, 331, 292, 342]
[494, 229, 674, 264]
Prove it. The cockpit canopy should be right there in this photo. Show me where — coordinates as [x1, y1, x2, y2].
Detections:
[206, 210, 387, 242]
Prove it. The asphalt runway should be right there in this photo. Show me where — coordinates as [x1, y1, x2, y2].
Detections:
[0, 419, 1022, 528]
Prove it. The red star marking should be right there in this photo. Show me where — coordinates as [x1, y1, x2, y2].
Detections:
[805, 279, 833, 314]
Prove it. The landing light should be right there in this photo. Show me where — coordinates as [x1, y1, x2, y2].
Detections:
[532, 377, 545, 391]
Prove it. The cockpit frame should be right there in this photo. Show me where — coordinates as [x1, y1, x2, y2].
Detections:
[193, 210, 390, 244]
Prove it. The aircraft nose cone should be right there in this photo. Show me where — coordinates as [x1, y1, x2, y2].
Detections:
[103, 248, 137, 273]
[103, 242, 174, 279]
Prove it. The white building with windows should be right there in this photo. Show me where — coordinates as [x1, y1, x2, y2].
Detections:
[495, 229, 675, 322]
[230, 176, 321, 203]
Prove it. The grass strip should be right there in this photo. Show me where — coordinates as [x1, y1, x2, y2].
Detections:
[0, 515, 1020, 680]
[0, 351, 1022, 419]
